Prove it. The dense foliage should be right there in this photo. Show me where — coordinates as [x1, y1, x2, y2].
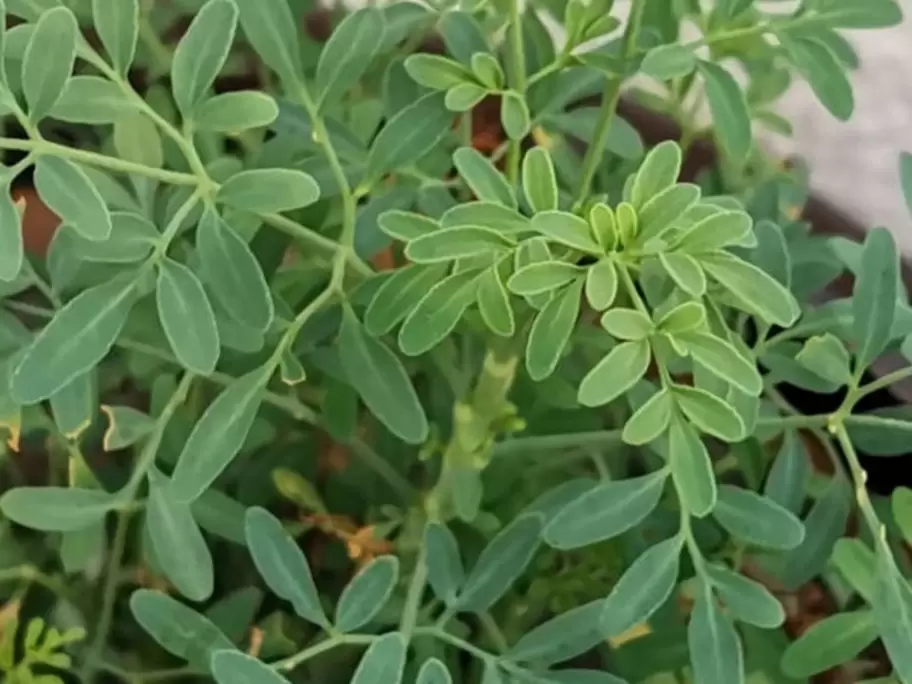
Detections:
[0, 0, 911, 682]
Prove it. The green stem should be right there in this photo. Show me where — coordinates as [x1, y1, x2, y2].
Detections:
[832, 424, 882, 534]
[399, 544, 428, 639]
[505, 0, 526, 184]
[273, 634, 376, 673]
[856, 364, 912, 400]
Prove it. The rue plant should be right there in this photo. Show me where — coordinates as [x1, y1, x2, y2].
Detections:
[0, 0, 910, 683]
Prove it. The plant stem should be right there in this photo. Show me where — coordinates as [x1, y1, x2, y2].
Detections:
[855, 364, 912, 400]
[573, 0, 647, 205]
[273, 634, 376, 672]
[399, 544, 428, 639]
[506, 0, 526, 184]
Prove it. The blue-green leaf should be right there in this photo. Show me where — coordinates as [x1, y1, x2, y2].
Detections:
[853, 227, 899, 369]
[335, 555, 399, 632]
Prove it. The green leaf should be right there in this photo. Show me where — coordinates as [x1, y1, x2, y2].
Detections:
[508, 262, 581, 296]
[585, 259, 618, 311]
[0, 176, 22, 281]
[197, 209, 273, 333]
[171, 0, 237, 116]
[405, 54, 475, 90]
[379, 210, 439, 242]
[578, 339, 650, 407]
[417, 658, 452, 684]
[211, 651, 291, 684]
[630, 140, 681, 209]
[217, 169, 320, 213]
[601, 308, 653, 341]
[477, 266, 515, 337]
[526, 279, 583, 381]
[92, 0, 138, 75]
[681, 332, 762, 396]
[656, 301, 705, 334]
[600, 536, 682, 636]
[700, 251, 800, 326]
[673, 385, 745, 442]
[698, 61, 752, 166]
[457, 514, 543, 613]
[782, 35, 853, 121]
[196, 91, 279, 133]
[101, 405, 154, 451]
[763, 431, 809, 515]
[351, 633, 407, 684]
[367, 92, 453, 179]
[130, 590, 234, 670]
[509, 599, 605, 666]
[636, 183, 701, 243]
[0, 487, 117, 532]
[545, 471, 667, 549]
[34, 157, 112, 242]
[713, 485, 805, 550]
[796, 333, 852, 385]
[831, 538, 876, 603]
[902, 152, 912, 218]
[146, 469, 214, 602]
[406, 226, 512, 264]
[669, 417, 717, 517]
[335, 556, 399, 632]
[156, 259, 220, 375]
[705, 564, 785, 628]
[659, 252, 706, 297]
[531, 211, 602, 253]
[22, 6, 76, 121]
[244, 507, 327, 628]
[445, 82, 488, 112]
[522, 146, 558, 213]
[673, 211, 753, 253]
[316, 8, 386, 108]
[871, 541, 912, 684]
[67, 211, 158, 263]
[453, 147, 516, 208]
[50, 371, 94, 440]
[811, 0, 901, 29]
[236, 0, 301, 85]
[399, 269, 480, 356]
[688, 583, 744, 684]
[642, 44, 696, 81]
[853, 227, 898, 369]
[471, 52, 503, 90]
[781, 609, 878, 677]
[170, 368, 269, 503]
[339, 307, 428, 444]
[623, 388, 673, 445]
[51, 75, 138, 123]
[441, 11, 488, 65]
[114, 111, 163, 169]
[366, 264, 446, 336]
[894, 487, 912, 545]
[11, 278, 134, 404]
[424, 522, 465, 606]
[501, 91, 531, 141]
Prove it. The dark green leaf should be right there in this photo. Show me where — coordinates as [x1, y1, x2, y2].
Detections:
[453, 147, 516, 208]
[399, 269, 480, 357]
[523, 146, 558, 213]
[578, 340, 650, 407]
[894, 487, 912, 545]
[831, 538, 876, 603]
[236, 0, 302, 85]
[763, 431, 809, 514]
[688, 583, 744, 684]
[698, 61, 752, 166]
[0, 487, 117, 532]
[424, 522, 465, 606]
[217, 169, 320, 213]
[22, 6, 76, 121]
[781, 36, 853, 121]
[440, 10, 487, 64]
[713, 485, 805, 550]
[335, 555, 399, 632]
[417, 658, 452, 684]
[526, 279, 583, 381]
[781, 609, 878, 677]
[0, 177, 22, 281]
[156, 259, 220, 375]
[669, 417, 717, 517]
[351, 633, 407, 684]
[50, 371, 94, 440]
[211, 651, 290, 684]
[404, 54, 475, 90]
[853, 227, 898, 369]
[871, 540, 912, 683]
[705, 564, 785, 628]
[34, 157, 112, 242]
[367, 92, 453, 179]
[316, 8, 386, 108]
[92, 0, 138, 75]
[509, 599, 605, 666]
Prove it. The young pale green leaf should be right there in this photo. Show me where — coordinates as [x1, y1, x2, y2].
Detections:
[578, 339, 650, 407]
[0, 487, 117, 532]
[544, 471, 667, 550]
[893, 487, 912, 545]
[34, 157, 112, 242]
[244, 507, 327, 628]
[501, 91, 531, 141]
[217, 169, 320, 213]
[673, 211, 752, 253]
[659, 252, 706, 297]
[417, 658, 452, 684]
[366, 264, 447, 336]
[795, 333, 852, 386]
[713, 485, 805, 550]
[623, 388, 673, 445]
[531, 211, 602, 253]
[197, 209, 274, 334]
[211, 651, 291, 684]
[477, 266, 515, 337]
[170, 368, 269, 503]
[669, 417, 717, 517]
[763, 431, 809, 515]
[526, 279, 583, 381]
[316, 8, 386, 108]
[399, 269, 480, 356]
[171, 0, 238, 115]
[471, 52, 503, 89]
[156, 259, 220, 375]
[457, 514, 543, 613]
[146, 470, 214, 602]
[700, 252, 800, 327]
[698, 61, 752, 166]
[335, 555, 399, 632]
[424, 522, 465, 606]
[11, 278, 134, 404]
[656, 301, 705, 334]
[641, 44, 696, 81]
[600, 536, 682, 637]
[367, 92, 453, 179]
[601, 308, 653, 341]
[673, 385, 745, 442]
[853, 227, 899, 369]
[522, 147, 558, 213]
[130, 590, 234, 670]
[0, 175, 22, 281]
[584, 259, 618, 311]
[636, 183, 701, 243]
[339, 307, 428, 444]
[630, 140, 681, 209]
[50, 371, 94, 440]
[195, 91, 279, 133]
[22, 6, 76, 121]
[114, 111, 162, 169]
[351, 633, 407, 684]
[236, 0, 301, 85]
[453, 147, 516, 208]
[50, 76, 138, 124]
[405, 226, 511, 264]
[871, 539, 912, 683]
[509, 599, 605, 666]
[508, 262, 581, 296]
[405, 53, 475, 90]
[445, 82, 488, 111]
[688, 583, 744, 684]
[781, 609, 878, 678]
[681, 332, 762, 396]
[588, 204, 618, 252]
[705, 564, 785, 628]
[92, 0, 138, 75]
[782, 36, 853, 121]
[379, 210, 439, 242]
